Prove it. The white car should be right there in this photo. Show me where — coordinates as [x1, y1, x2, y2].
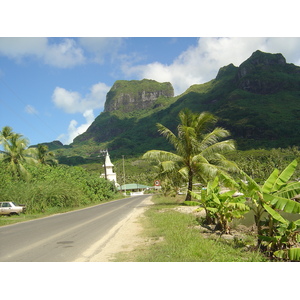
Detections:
[0, 202, 26, 216]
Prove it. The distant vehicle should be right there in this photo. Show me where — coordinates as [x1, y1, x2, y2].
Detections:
[0, 202, 26, 216]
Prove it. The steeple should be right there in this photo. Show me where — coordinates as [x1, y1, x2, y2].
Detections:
[104, 152, 114, 168]
[101, 150, 117, 185]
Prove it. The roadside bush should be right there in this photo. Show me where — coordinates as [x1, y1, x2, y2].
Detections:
[0, 163, 117, 213]
[0, 180, 84, 213]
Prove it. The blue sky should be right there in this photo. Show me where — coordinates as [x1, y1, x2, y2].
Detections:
[1, 37, 300, 146]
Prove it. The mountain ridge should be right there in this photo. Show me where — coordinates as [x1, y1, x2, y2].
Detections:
[44, 50, 300, 161]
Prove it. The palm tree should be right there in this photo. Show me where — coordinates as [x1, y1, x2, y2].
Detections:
[36, 144, 58, 165]
[0, 127, 37, 180]
[143, 109, 238, 201]
[0, 126, 13, 145]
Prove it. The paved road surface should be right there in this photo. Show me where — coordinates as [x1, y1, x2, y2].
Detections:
[0, 195, 150, 262]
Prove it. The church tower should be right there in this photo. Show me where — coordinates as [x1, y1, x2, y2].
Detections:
[101, 151, 117, 185]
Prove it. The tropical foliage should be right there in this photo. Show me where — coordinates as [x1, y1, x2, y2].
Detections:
[189, 160, 300, 260]
[0, 164, 117, 213]
[36, 144, 58, 165]
[143, 109, 238, 201]
[191, 174, 249, 233]
[0, 126, 117, 214]
[0, 126, 37, 180]
[239, 159, 300, 260]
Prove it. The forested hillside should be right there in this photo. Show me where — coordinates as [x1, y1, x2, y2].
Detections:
[40, 50, 300, 170]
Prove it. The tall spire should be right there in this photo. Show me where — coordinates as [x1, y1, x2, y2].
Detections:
[104, 152, 114, 167]
[100, 150, 118, 186]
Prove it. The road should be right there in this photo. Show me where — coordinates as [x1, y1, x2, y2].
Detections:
[0, 195, 150, 262]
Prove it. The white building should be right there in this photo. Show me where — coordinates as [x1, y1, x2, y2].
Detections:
[101, 151, 118, 185]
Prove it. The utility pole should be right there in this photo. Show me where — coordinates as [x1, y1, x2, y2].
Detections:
[122, 155, 126, 195]
[99, 149, 108, 180]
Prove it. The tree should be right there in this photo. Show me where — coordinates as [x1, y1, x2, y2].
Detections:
[0, 126, 37, 180]
[36, 144, 58, 165]
[143, 109, 237, 201]
[0, 126, 13, 145]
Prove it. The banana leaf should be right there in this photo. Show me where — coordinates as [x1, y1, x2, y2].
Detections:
[274, 248, 300, 261]
[212, 193, 220, 205]
[219, 190, 236, 199]
[264, 193, 300, 214]
[262, 160, 297, 194]
[273, 159, 298, 191]
[207, 207, 218, 213]
[262, 168, 279, 194]
[262, 203, 287, 224]
[276, 181, 300, 199]
[227, 202, 249, 211]
[239, 170, 260, 193]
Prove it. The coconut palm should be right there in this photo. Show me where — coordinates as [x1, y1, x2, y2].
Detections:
[36, 144, 58, 165]
[0, 127, 37, 180]
[143, 109, 238, 201]
[0, 126, 13, 145]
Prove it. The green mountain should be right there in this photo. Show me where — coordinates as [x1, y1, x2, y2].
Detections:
[53, 50, 300, 162]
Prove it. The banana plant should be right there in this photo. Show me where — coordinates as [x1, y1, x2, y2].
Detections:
[191, 174, 249, 233]
[259, 204, 300, 260]
[240, 159, 300, 250]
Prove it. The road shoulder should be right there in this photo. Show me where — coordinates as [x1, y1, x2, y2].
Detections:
[74, 196, 153, 262]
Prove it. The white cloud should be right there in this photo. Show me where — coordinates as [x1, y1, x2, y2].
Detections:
[0, 37, 85, 68]
[43, 38, 85, 68]
[0, 37, 127, 68]
[52, 82, 110, 113]
[79, 37, 124, 63]
[121, 37, 300, 95]
[25, 104, 38, 115]
[52, 82, 110, 144]
[60, 110, 95, 145]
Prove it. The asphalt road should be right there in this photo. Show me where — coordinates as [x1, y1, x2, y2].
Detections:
[0, 195, 150, 262]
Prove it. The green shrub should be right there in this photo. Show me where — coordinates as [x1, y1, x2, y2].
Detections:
[0, 163, 117, 213]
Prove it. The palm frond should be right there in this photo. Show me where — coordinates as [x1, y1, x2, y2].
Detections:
[201, 139, 236, 158]
[161, 160, 178, 173]
[156, 123, 178, 148]
[143, 150, 182, 162]
[194, 111, 217, 135]
[199, 128, 232, 151]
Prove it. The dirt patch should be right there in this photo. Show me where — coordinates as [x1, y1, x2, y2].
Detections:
[173, 205, 206, 217]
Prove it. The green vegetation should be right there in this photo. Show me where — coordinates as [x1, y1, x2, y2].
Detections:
[66, 50, 300, 159]
[114, 195, 266, 262]
[105, 79, 174, 113]
[0, 126, 38, 180]
[141, 110, 300, 261]
[143, 109, 237, 201]
[191, 174, 249, 233]
[239, 159, 300, 260]
[0, 127, 118, 226]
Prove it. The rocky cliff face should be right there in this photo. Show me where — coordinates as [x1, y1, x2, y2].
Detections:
[236, 50, 300, 94]
[104, 79, 174, 113]
[72, 50, 300, 153]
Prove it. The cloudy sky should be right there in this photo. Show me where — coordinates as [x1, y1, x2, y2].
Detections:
[0, 1, 299, 146]
[1, 37, 300, 146]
